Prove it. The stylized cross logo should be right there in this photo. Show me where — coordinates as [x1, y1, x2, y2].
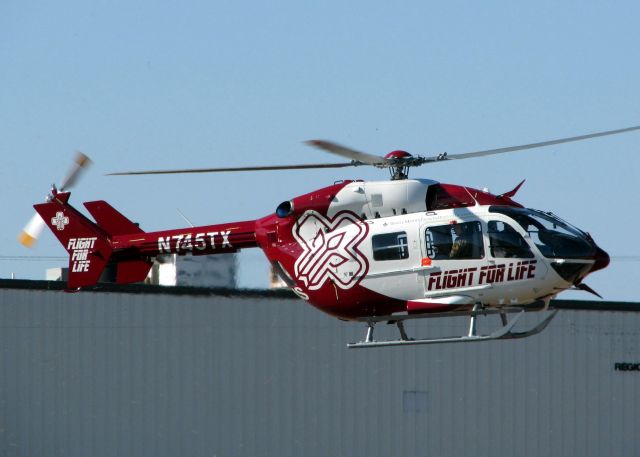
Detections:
[293, 210, 369, 291]
[51, 211, 69, 231]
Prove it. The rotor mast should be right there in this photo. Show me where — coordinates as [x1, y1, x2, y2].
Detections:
[383, 150, 417, 180]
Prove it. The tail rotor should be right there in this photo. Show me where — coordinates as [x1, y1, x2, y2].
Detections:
[18, 152, 92, 248]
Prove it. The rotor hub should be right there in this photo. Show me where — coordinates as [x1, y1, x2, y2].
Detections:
[384, 150, 413, 160]
[384, 150, 413, 180]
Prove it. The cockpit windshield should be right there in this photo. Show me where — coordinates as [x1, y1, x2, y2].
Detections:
[489, 206, 596, 259]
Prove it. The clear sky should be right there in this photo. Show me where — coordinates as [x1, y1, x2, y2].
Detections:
[2, 0, 639, 300]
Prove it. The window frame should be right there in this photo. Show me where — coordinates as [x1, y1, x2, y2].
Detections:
[486, 219, 535, 259]
[371, 231, 410, 261]
[424, 220, 485, 261]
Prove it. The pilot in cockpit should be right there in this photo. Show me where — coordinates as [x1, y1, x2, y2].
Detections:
[449, 223, 473, 259]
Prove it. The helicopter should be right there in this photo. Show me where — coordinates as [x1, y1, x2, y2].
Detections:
[19, 125, 639, 348]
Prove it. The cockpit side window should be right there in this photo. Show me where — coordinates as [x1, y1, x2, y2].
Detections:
[487, 220, 534, 258]
[489, 206, 596, 259]
[425, 221, 484, 260]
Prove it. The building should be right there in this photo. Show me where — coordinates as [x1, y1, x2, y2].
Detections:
[0, 279, 639, 456]
[46, 253, 238, 289]
[269, 263, 288, 289]
[147, 253, 237, 288]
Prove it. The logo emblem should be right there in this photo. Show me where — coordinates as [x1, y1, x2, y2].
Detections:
[51, 211, 69, 231]
[293, 210, 369, 291]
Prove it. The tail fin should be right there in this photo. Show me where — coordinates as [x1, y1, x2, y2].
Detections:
[83, 200, 152, 283]
[34, 193, 112, 289]
[83, 200, 144, 236]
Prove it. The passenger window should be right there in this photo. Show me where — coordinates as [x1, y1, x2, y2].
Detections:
[372, 232, 409, 261]
[487, 221, 534, 258]
[425, 221, 484, 260]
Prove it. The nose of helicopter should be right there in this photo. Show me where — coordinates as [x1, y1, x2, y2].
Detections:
[571, 245, 609, 298]
[588, 245, 610, 274]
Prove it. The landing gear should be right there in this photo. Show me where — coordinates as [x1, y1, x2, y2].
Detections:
[347, 308, 559, 349]
[396, 320, 411, 341]
[365, 322, 375, 343]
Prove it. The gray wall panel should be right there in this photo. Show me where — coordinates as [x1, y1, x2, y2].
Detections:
[0, 287, 639, 457]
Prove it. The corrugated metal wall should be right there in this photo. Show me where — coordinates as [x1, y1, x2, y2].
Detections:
[1, 286, 639, 457]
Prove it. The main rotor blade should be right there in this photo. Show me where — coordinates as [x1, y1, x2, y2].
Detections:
[107, 162, 357, 176]
[306, 140, 389, 165]
[433, 125, 640, 162]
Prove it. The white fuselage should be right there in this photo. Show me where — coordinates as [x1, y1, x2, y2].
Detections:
[322, 179, 581, 309]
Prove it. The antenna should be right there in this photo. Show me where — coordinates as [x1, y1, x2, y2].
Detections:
[176, 209, 195, 227]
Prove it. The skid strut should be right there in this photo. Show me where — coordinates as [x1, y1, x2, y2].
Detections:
[365, 322, 375, 343]
[396, 321, 411, 341]
[347, 310, 559, 349]
[468, 303, 481, 337]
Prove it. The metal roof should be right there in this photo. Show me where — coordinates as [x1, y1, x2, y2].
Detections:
[0, 280, 639, 456]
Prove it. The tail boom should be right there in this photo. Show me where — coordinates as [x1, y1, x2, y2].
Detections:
[110, 221, 258, 258]
[33, 191, 258, 289]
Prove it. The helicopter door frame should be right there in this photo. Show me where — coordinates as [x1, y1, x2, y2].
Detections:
[419, 216, 489, 297]
[481, 215, 549, 281]
[362, 221, 424, 301]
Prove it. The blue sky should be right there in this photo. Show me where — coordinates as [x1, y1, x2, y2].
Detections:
[2, 1, 639, 300]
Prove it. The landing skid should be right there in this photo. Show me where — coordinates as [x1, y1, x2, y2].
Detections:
[347, 309, 559, 349]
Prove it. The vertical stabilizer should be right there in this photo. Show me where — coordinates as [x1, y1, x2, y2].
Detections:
[34, 193, 112, 289]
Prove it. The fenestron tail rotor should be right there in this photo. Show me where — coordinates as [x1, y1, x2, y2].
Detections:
[18, 151, 92, 248]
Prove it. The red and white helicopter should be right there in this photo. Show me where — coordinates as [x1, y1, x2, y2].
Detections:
[20, 126, 639, 347]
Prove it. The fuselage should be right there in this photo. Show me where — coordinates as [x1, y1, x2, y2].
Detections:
[44, 178, 606, 319]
